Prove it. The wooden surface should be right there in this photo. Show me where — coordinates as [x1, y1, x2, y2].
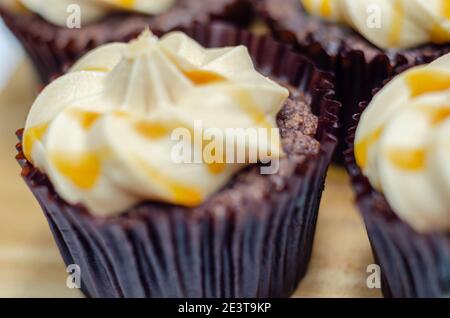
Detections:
[0, 59, 381, 298]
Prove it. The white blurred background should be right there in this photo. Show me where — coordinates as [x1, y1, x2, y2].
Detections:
[0, 18, 23, 91]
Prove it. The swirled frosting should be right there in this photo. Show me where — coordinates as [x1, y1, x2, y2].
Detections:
[301, 0, 450, 49]
[355, 53, 450, 232]
[9, 0, 175, 26]
[23, 31, 289, 217]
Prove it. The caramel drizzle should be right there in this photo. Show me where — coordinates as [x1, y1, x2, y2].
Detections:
[443, 0, 450, 20]
[163, 48, 227, 86]
[231, 89, 281, 158]
[68, 109, 102, 129]
[386, 147, 426, 171]
[134, 120, 177, 140]
[118, 0, 136, 8]
[102, 0, 136, 9]
[405, 69, 450, 98]
[134, 116, 229, 179]
[302, 0, 332, 18]
[23, 122, 49, 162]
[50, 151, 101, 189]
[383, 106, 450, 171]
[24, 109, 103, 188]
[135, 157, 203, 207]
[232, 90, 275, 131]
[430, 1, 450, 43]
[417, 105, 450, 125]
[319, 0, 332, 18]
[355, 126, 384, 169]
[50, 109, 103, 189]
[388, 0, 404, 47]
[182, 69, 227, 86]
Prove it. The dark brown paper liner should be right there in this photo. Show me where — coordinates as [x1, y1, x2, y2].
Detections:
[0, 0, 254, 84]
[256, 0, 450, 164]
[345, 105, 450, 298]
[16, 22, 340, 298]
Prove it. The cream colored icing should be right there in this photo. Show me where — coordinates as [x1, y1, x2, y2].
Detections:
[9, 0, 175, 26]
[355, 53, 450, 232]
[301, 0, 450, 49]
[23, 31, 289, 217]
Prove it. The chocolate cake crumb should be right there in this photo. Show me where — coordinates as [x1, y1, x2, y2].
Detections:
[278, 98, 319, 158]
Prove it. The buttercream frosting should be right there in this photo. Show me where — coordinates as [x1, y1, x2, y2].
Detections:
[6, 0, 175, 26]
[302, 0, 450, 49]
[355, 53, 450, 232]
[23, 31, 289, 217]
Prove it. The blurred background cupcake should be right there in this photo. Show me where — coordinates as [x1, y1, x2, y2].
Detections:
[256, 0, 450, 163]
[346, 53, 450, 297]
[0, 0, 254, 84]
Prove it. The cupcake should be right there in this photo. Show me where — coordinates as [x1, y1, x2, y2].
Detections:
[346, 53, 450, 297]
[256, 0, 450, 162]
[16, 23, 339, 298]
[0, 0, 254, 84]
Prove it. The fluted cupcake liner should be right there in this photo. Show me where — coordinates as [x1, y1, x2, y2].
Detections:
[0, 0, 254, 84]
[255, 0, 450, 164]
[17, 22, 340, 298]
[345, 106, 450, 298]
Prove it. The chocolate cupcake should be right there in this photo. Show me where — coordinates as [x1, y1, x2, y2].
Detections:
[346, 54, 450, 297]
[16, 22, 339, 298]
[0, 0, 254, 84]
[256, 0, 450, 162]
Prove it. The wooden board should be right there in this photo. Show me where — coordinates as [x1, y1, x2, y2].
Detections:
[0, 59, 381, 298]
